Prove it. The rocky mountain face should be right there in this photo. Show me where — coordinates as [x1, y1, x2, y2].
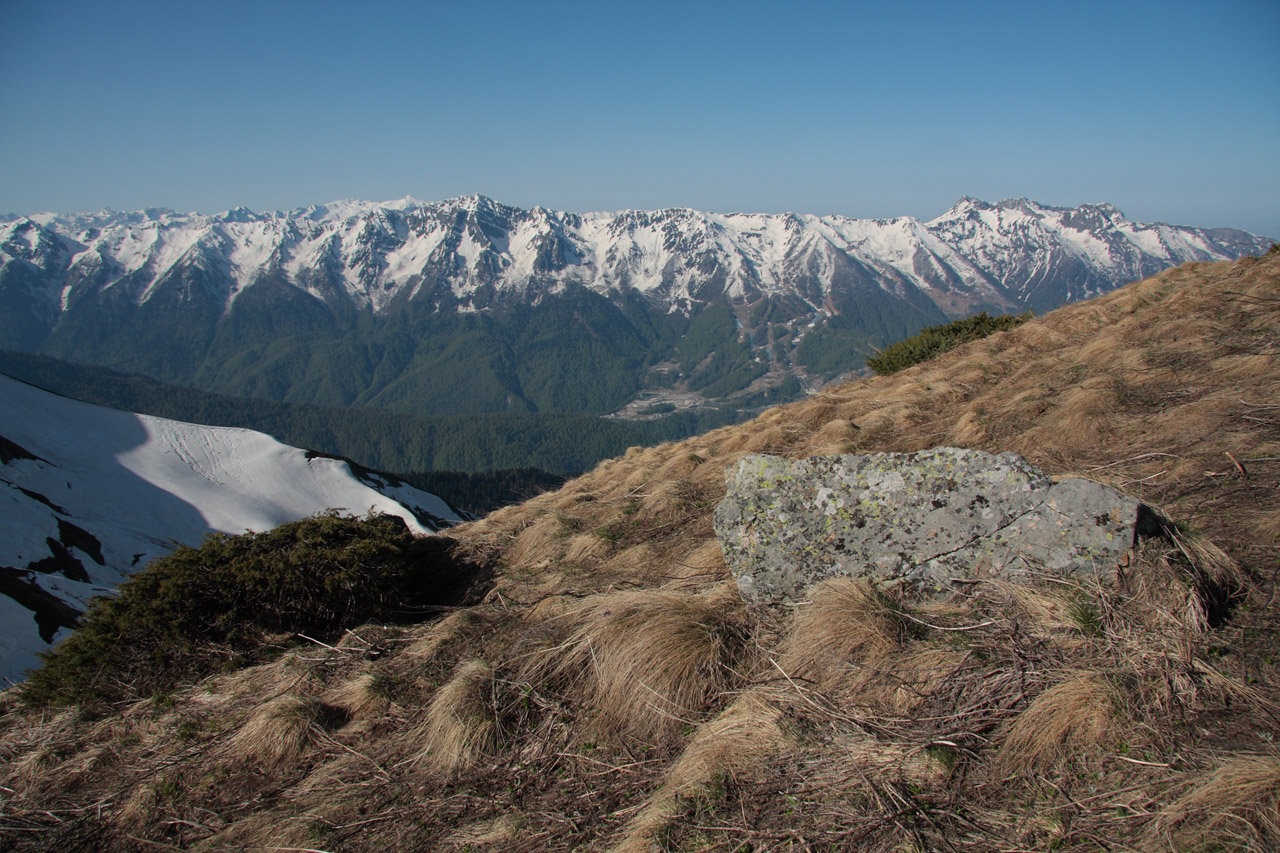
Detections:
[1, 196, 1270, 415]
[0, 373, 462, 684]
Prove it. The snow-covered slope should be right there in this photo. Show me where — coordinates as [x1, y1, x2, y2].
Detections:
[0, 374, 461, 684]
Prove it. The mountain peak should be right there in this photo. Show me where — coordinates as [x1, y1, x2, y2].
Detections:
[217, 205, 261, 223]
[383, 195, 427, 211]
[936, 196, 993, 220]
[1084, 201, 1125, 219]
[450, 193, 499, 210]
[994, 197, 1042, 214]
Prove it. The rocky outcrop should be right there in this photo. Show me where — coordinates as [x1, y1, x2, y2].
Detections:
[714, 448, 1146, 605]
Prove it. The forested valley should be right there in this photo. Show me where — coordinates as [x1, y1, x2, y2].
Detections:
[0, 351, 745, 513]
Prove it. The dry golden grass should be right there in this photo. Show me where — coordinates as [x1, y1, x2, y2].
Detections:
[527, 585, 750, 739]
[599, 541, 657, 579]
[776, 578, 903, 686]
[805, 416, 858, 455]
[114, 781, 161, 831]
[223, 694, 322, 768]
[413, 659, 500, 774]
[658, 537, 727, 586]
[611, 690, 787, 853]
[506, 512, 567, 569]
[199, 811, 317, 851]
[2, 739, 116, 806]
[562, 531, 611, 564]
[444, 814, 521, 848]
[998, 672, 1119, 772]
[399, 609, 475, 662]
[0, 707, 82, 795]
[1153, 753, 1280, 849]
[324, 672, 392, 721]
[218, 646, 324, 697]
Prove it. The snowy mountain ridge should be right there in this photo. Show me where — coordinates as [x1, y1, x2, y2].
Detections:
[0, 373, 462, 684]
[3, 195, 1269, 322]
[1, 195, 1271, 420]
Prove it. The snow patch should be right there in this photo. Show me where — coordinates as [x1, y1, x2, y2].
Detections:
[0, 373, 460, 684]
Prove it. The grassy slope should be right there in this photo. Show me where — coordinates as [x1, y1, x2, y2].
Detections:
[2, 255, 1278, 851]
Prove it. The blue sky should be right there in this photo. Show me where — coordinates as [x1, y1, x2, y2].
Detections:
[2, 0, 1277, 235]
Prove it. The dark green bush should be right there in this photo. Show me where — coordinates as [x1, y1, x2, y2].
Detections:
[866, 311, 1032, 375]
[23, 513, 474, 706]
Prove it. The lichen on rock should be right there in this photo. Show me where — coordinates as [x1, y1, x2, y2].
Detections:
[713, 448, 1143, 605]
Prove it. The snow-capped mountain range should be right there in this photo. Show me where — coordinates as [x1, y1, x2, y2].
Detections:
[3, 195, 1267, 319]
[0, 196, 1271, 415]
[0, 373, 462, 684]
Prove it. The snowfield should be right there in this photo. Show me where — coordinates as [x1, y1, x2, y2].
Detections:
[0, 373, 460, 684]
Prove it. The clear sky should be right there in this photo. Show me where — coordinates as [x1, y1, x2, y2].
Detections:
[2, 0, 1277, 235]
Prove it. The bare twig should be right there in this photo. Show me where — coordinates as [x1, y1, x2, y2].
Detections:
[897, 612, 1001, 632]
[1112, 755, 1172, 768]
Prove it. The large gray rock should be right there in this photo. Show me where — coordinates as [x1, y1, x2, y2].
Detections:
[713, 448, 1143, 605]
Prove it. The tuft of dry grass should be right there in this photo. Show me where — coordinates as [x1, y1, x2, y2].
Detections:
[659, 537, 727, 586]
[506, 513, 567, 569]
[325, 672, 392, 721]
[223, 694, 323, 769]
[563, 531, 611, 564]
[777, 578, 903, 687]
[998, 672, 1119, 772]
[445, 814, 521, 847]
[805, 417, 859, 455]
[413, 659, 501, 774]
[527, 585, 751, 740]
[399, 610, 475, 662]
[1153, 753, 1280, 850]
[115, 779, 162, 831]
[610, 690, 788, 852]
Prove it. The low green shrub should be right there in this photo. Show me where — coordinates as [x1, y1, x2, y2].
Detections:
[23, 513, 472, 706]
[866, 311, 1032, 375]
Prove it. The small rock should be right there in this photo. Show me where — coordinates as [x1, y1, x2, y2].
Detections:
[713, 448, 1143, 605]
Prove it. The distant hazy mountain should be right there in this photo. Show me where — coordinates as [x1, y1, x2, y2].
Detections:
[1, 196, 1270, 415]
[0, 373, 461, 684]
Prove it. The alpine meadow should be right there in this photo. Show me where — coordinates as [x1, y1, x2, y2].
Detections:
[3, 3, 1280, 847]
[2, 244, 1278, 850]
